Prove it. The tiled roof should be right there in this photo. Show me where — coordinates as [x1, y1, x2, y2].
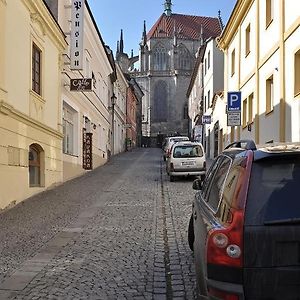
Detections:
[147, 13, 222, 41]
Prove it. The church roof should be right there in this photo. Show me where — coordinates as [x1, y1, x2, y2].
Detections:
[147, 13, 222, 41]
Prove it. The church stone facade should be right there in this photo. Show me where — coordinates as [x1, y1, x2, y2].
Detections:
[133, 1, 222, 145]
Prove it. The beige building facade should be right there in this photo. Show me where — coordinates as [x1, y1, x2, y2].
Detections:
[0, 0, 67, 209]
[218, 0, 300, 144]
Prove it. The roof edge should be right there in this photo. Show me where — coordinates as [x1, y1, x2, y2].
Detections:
[217, 0, 253, 50]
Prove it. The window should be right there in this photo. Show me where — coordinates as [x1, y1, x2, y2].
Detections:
[206, 157, 232, 211]
[248, 93, 253, 123]
[153, 81, 167, 122]
[266, 0, 273, 28]
[29, 144, 43, 187]
[245, 24, 251, 56]
[243, 93, 254, 127]
[85, 57, 90, 77]
[153, 45, 169, 71]
[295, 49, 300, 96]
[178, 45, 191, 70]
[183, 103, 188, 119]
[32, 43, 41, 95]
[63, 105, 76, 155]
[231, 49, 235, 76]
[266, 75, 274, 113]
[243, 98, 247, 127]
[208, 90, 211, 108]
[208, 51, 211, 69]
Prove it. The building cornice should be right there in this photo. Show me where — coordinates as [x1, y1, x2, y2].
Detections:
[217, 0, 254, 50]
[0, 101, 63, 139]
[21, 0, 67, 51]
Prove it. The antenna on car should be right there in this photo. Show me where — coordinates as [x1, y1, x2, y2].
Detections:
[224, 139, 257, 151]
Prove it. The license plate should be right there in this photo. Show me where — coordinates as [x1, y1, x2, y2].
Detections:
[181, 161, 195, 166]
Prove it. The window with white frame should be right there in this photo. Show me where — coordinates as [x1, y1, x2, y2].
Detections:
[295, 49, 300, 96]
[63, 103, 77, 155]
[245, 24, 251, 56]
[231, 49, 235, 76]
[243, 93, 254, 127]
[266, 0, 273, 28]
[266, 75, 274, 113]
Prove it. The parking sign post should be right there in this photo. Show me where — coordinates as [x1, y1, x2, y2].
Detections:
[227, 91, 241, 127]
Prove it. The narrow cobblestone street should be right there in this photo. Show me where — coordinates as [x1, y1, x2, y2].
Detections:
[0, 148, 197, 299]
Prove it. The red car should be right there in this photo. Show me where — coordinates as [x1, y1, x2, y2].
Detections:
[188, 140, 300, 300]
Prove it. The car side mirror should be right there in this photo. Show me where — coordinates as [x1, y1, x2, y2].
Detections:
[192, 178, 203, 190]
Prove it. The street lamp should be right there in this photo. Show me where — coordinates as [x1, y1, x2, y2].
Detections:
[110, 93, 117, 156]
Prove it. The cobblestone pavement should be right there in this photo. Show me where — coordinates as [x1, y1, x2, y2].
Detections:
[0, 148, 198, 299]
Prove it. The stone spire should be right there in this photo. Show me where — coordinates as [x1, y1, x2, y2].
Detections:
[119, 29, 124, 53]
[142, 20, 147, 46]
[218, 10, 224, 29]
[164, 0, 172, 16]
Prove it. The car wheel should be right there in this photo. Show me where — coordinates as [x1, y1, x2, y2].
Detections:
[170, 175, 175, 182]
[188, 215, 194, 251]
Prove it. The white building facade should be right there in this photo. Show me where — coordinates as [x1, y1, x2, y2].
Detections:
[46, 0, 116, 181]
[218, 0, 300, 144]
[188, 38, 224, 159]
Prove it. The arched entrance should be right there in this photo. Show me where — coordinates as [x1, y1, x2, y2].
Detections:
[29, 144, 44, 187]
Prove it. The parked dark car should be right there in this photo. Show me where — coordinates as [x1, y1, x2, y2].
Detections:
[188, 140, 300, 300]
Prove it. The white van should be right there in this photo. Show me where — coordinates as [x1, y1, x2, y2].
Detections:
[166, 141, 206, 182]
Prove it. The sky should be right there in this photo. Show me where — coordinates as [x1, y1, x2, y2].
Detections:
[87, 0, 237, 57]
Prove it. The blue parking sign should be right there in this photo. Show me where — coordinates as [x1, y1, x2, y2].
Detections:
[227, 91, 241, 111]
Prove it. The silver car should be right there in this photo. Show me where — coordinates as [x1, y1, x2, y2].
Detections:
[166, 141, 206, 182]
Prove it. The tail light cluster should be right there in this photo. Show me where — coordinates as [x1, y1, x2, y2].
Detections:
[206, 210, 244, 268]
[203, 161, 206, 170]
[209, 287, 239, 300]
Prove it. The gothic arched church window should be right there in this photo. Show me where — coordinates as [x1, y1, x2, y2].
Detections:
[153, 81, 168, 122]
[153, 44, 169, 71]
[178, 44, 191, 70]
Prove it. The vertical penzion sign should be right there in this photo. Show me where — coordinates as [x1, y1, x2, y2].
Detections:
[70, 0, 84, 70]
[83, 131, 93, 170]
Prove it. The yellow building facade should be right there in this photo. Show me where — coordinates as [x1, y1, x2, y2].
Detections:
[0, 0, 67, 209]
[218, 0, 300, 144]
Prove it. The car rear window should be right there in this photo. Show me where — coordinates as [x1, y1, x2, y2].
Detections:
[245, 155, 300, 225]
[173, 145, 203, 158]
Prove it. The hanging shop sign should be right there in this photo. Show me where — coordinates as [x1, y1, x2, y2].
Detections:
[83, 131, 93, 170]
[70, 0, 84, 70]
[70, 78, 92, 91]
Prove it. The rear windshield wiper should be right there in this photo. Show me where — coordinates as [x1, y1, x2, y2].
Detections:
[264, 217, 300, 225]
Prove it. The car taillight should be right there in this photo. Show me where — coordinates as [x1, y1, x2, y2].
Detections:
[206, 210, 244, 268]
[203, 161, 206, 170]
[209, 287, 239, 300]
[170, 163, 174, 171]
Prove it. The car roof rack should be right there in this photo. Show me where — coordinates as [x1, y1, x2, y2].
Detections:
[224, 139, 257, 151]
